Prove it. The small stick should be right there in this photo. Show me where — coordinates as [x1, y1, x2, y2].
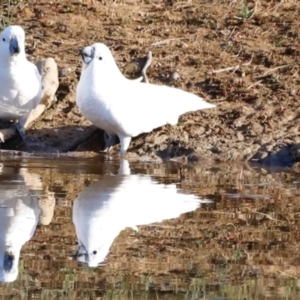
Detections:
[270, 0, 285, 12]
[248, 1, 259, 20]
[229, 0, 237, 6]
[246, 80, 263, 90]
[151, 38, 185, 47]
[209, 65, 240, 74]
[227, 26, 236, 40]
[243, 52, 254, 66]
[254, 64, 290, 79]
[277, 269, 297, 279]
[233, 48, 242, 58]
[250, 209, 279, 221]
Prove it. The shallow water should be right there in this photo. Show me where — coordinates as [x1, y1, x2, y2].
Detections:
[0, 154, 300, 299]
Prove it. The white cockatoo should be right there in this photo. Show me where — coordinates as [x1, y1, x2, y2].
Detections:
[76, 43, 216, 154]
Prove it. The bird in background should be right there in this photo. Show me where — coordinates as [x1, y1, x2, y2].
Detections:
[0, 25, 43, 141]
[76, 43, 216, 155]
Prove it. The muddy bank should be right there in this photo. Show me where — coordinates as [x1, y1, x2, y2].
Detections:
[1, 0, 300, 167]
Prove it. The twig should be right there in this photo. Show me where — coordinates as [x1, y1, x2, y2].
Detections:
[250, 209, 279, 221]
[151, 38, 185, 46]
[209, 65, 240, 74]
[227, 26, 236, 40]
[254, 64, 290, 79]
[208, 53, 256, 76]
[243, 52, 254, 66]
[173, 2, 194, 10]
[248, 1, 259, 20]
[233, 48, 242, 57]
[246, 80, 263, 90]
[270, 0, 285, 12]
[277, 269, 298, 279]
[262, 29, 272, 35]
[229, 0, 237, 7]
[103, 36, 120, 41]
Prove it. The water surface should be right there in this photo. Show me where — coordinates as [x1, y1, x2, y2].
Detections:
[0, 155, 299, 299]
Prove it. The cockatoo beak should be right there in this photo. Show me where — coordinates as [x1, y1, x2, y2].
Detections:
[9, 37, 20, 56]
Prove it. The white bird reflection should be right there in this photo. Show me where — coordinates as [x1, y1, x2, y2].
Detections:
[73, 159, 211, 267]
[0, 166, 55, 283]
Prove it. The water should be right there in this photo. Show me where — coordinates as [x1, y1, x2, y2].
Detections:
[0, 154, 299, 299]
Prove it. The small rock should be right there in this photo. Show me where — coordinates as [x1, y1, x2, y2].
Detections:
[171, 72, 180, 81]
[59, 68, 70, 77]
[42, 111, 54, 121]
[237, 131, 244, 141]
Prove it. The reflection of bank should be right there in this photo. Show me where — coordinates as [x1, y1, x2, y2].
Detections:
[73, 159, 211, 268]
[0, 166, 55, 283]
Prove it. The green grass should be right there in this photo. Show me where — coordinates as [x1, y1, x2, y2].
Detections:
[0, 0, 26, 29]
[240, 2, 251, 20]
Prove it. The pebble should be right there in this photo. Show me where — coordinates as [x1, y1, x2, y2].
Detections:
[58, 68, 70, 77]
[171, 72, 180, 81]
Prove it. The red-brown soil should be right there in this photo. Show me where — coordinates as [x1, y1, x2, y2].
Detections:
[1, 0, 300, 167]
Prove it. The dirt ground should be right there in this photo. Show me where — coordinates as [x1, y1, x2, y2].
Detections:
[1, 0, 300, 167]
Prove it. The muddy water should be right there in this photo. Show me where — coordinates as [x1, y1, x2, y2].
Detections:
[0, 154, 299, 299]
